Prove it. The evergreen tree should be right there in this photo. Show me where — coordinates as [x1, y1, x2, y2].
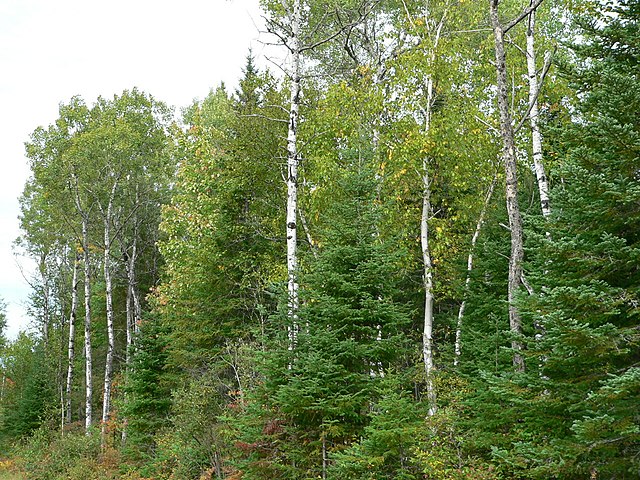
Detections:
[120, 315, 172, 457]
[464, 1, 640, 477]
[234, 166, 411, 478]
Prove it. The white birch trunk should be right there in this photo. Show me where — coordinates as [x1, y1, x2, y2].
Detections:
[286, 0, 302, 344]
[81, 214, 93, 433]
[420, 70, 438, 414]
[72, 171, 94, 433]
[125, 221, 139, 365]
[121, 227, 139, 445]
[526, 8, 550, 218]
[418, 8, 446, 416]
[421, 161, 437, 416]
[490, 0, 526, 372]
[454, 175, 497, 366]
[101, 184, 117, 442]
[65, 253, 80, 425]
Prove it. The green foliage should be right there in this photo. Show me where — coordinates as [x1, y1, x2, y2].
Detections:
[149, 369, 233, 480]
[157, 67, 285, 369]
[13, 427, 102, 480]
[5, 2, 639, 479]
[0, 334, 56, 441]
[233, 166, 413, 478]
[462, 1, 640, 477]
[120, 316, 172, 458]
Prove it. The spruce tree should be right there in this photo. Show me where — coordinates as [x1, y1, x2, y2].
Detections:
[464, 1, 640, 477]
[234, 166, 411, 479]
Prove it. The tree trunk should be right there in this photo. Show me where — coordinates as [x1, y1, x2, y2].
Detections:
[421, 162, 437, 416]
[490, 0, 525, 371]
[65, 253, 79, 425]
[454, 175, 497, 366]
[526, 7, 550, 218]
[101, 185, 117, 444]
[418, 6, 447, 416]
[125, 221, 140, 366]
[121, 223, 139, 445]
[81, 214, 93, 433]
[287, 0, 302, 343]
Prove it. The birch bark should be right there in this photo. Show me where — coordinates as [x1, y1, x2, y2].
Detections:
[81, 213, 93, 432]
[286, 0, 302, 340]
[421, 161, 437, 416]
[101, 182, 118, 442]
[125, 208, 141, 366]
[419, 6, 447, 417]
[72, 169, 94, 433]
[121, 213, 140, 445]
[526, 6, 550, 217]
[454, 175, 497, 366]
[65, 253, 79, 425]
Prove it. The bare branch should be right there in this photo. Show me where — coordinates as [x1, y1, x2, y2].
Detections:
[474, 115, 500, 135]
[299, 206, 318, 259]
[521, 273, 535, 295]
[446, 28, 493, 35]
[504, 0, 545, 34]
[514, 48, 555, 135]
[241, 113, 289, 123]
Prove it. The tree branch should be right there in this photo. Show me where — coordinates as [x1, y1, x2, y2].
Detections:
[513, 48, 554, 135]
[504, 0, 545, 34]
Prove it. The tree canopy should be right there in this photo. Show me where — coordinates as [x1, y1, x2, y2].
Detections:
[3, 1, 639, 479]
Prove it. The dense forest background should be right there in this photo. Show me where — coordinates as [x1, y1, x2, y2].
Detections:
[0, 0, 638, 478]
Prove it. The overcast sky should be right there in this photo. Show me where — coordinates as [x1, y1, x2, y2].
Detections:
[0, 0, 265, 339]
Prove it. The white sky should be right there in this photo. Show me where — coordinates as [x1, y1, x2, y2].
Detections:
[0, 0, 265, 339]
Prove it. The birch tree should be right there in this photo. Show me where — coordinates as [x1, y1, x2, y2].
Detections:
[453, 173, 497, 366]
[65, 253, 79, 425]
[417, 6, 447, 415]
[489, 0, 544, 371]
[79, 90, 173, 443]
[22, 97, 98, 433]
[396, 0, 474, 415]
[262, 0, 374, 332]
[71, 170, 95, 433]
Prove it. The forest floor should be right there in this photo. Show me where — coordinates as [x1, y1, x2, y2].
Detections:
[0, 473, 21, 480]
[0, 460, 23, 480]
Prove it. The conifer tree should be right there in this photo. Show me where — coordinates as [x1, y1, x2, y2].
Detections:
[464, 1, 640, 477]
[235, 165, 411, 478]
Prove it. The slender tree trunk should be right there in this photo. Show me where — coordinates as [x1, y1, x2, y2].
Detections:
[421, 161, 437, 416]
[125, 224, 139, 366]
[454, 175, 497, 366]
[526, 7, 550, 218]
[121, 223, 139, 445]
[65, 253, 79, 425]
[287, 0, 302, 343]
[81, 214, 93, 433]
[490, 0, 525, 371]
[73, 171, 94, 434]
[322, 432, 327, 480]
[416, 5, 448, 416]
[101, 187, 117, 444]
